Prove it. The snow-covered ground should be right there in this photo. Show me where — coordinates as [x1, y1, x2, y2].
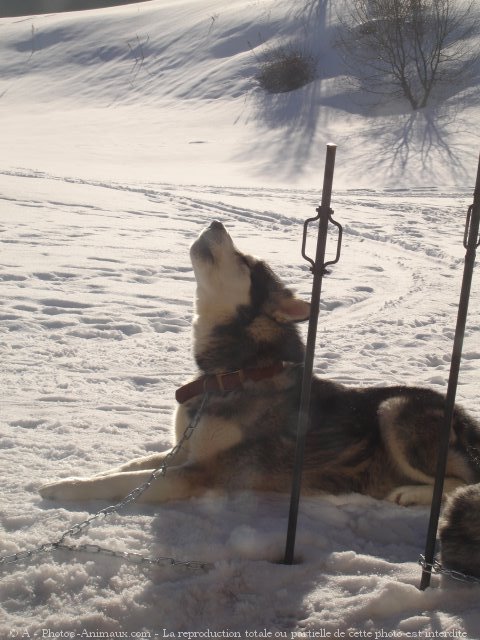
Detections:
[1, 0, 479, 637]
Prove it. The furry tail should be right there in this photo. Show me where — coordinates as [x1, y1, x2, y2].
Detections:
[439, 483, 480, 578]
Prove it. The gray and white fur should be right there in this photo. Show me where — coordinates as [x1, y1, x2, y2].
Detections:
[40, 221, 480, 575]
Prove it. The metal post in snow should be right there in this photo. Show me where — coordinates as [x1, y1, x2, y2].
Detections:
[419, 153, 480, 590]
[283, 143, 342, 565]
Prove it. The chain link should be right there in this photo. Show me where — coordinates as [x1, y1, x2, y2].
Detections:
[0, 543, 212, 571]
[418, 555, 480, 585]
[0, 394, 211, 572]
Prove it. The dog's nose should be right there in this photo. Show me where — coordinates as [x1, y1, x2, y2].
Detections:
[209, 220, 225, 232]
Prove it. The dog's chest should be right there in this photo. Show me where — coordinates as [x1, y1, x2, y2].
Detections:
[174, 403, 243, 461]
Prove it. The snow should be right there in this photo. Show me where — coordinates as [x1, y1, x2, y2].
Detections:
[0, 0, 479, 637]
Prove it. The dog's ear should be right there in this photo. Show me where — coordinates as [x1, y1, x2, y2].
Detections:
[271, 294, 311, 323]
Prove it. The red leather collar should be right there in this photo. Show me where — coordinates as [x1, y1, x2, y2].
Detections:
[175, 362, 286, 404]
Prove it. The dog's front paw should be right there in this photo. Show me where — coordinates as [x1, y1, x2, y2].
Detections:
[39, 479, 86, 501]
[387, 485, 434, 507]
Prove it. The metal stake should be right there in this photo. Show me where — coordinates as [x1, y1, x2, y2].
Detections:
[419, 153, 480, 590]
[283, 143, 342, 565]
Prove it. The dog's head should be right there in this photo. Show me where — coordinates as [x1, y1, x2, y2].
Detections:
[189, 221, 310, 372]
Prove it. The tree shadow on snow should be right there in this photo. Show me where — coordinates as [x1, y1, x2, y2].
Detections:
[355, 104, 479, 186]
[244, 81, 329, 183]
[238, 0, 479, 189]
[233, 0, 344, 183]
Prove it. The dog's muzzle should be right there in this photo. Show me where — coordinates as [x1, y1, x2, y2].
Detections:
[190, 220, 228, 263]
[208, 220, 226, 233]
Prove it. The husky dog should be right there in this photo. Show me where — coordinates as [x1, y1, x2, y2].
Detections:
[40, 221, 480, 519]
[439, 483, 480, 577]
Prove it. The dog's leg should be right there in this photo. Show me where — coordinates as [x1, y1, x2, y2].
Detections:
[92, 448, 188, 477]
[387, 478, 467, 507]
[39, 463, 215, 504]
[378, 396, 473, 506]
[378, 396, 445, 485]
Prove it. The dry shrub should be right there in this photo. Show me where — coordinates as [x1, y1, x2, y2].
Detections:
[256, 46, 316, 93]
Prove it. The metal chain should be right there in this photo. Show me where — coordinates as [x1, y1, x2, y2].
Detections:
[4, 389, 479, 580]
[418, 555, 480, 585]
[0, 542, 211, 571]
[417, 446, 480, 587]
[0, 393, 211, 572]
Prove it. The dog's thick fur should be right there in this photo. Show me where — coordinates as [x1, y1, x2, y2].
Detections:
[40, 221, 480, 573]
[439, 484, 480, 577]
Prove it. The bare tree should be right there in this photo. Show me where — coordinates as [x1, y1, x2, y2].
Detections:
[336, 0, 479, 110]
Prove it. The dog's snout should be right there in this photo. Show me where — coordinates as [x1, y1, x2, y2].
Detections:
[209, 220, 225, 232]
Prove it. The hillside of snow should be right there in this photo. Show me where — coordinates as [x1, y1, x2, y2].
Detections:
[1, 0, 479, 189]
[1, 0, 480, 637]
